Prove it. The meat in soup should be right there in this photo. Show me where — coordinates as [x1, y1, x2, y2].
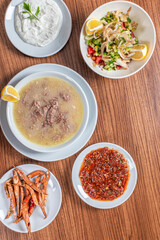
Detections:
[13, 77, 84, 146]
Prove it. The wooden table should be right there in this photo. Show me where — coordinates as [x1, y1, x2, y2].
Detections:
[0, 0, 159, 239]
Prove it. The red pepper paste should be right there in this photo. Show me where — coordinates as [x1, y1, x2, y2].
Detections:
[79, 147, 130, 201]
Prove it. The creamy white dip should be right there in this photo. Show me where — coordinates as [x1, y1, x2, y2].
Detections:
[15, 0, 63, 47]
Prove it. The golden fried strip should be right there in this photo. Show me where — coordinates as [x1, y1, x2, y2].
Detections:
[16, 193, 34, 223]
[14, 167, 47, 195]
[35, 176, 47, 219]
[4, 178, 12, 198]
[40, 174, 46, 183]
[28, 198, 35, 217]
[22, 195, 31, 234]
[28, 170, 45, 179]
[13, 184, 19, 216]
[13, 170, 21, 216]
[14, 216, 22, 223]
[14, 185, 19, 216]
[25, 188, 30, 196]
[25, 184, 38, 206]
[35, 176, 41, 185]
[28, 170, 46, 183]
[13, 169, 21, 185]
[7, 183, 17, 221]
[42, 171, 50, 206]
[5, 205, 13, 219]
[19, 186, 25, 217]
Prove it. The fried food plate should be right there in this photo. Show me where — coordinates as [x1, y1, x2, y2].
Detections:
[0, 164, 62, 233]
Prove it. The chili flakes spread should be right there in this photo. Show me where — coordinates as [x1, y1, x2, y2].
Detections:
[79, 147, 130, 201]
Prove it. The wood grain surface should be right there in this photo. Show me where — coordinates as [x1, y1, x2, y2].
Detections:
[0, 0, 160, 239]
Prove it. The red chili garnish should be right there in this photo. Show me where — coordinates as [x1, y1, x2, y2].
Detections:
[88, 46, 95, 55]
[91, 56, 96, 61]
[122, 22, 126, 30]
[95, 56, 104, 65]
[28, 198, 35, 215]
[131, 32, 135, 38]
[116, 65, 121, 70]
[79, 147, 130, 201]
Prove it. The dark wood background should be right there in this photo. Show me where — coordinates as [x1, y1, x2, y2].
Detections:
[0, 0, 159, 239]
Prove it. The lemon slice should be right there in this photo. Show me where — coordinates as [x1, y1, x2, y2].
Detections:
[1, 85, 20, 102]
[85, 19, 103, 36]
[130, 44, 147, 60]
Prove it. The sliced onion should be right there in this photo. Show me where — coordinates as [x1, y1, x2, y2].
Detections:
[94, 30, 102, 39]
[116, 58, 128, 69]
[127, 52, 135, 57]
[101, 20, 108, 25]
[101, 41, 109, 56]
[85, 35, 94, 40]
[118, 49, 130, 60]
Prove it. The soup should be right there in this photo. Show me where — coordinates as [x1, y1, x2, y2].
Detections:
[13, 77, 84, 146]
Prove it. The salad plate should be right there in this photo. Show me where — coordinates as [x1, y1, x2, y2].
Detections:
[5, 0, 72, 57]
[0, 164, 62, 233]
[80, 1, 156, 79]
[0, 64, 98, 161]
[72, 142, 137, 209]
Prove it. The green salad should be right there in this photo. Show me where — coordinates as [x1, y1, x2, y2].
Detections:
[85, 8, 140, 71]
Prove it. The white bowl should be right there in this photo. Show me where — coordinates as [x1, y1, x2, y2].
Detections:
[5, 0, 72, 57]
[72, 143, 137, 209]
[6, 71, 89, 152]
[80, 1, 156, 79]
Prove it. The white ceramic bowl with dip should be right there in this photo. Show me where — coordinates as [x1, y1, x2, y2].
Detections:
[72, 142, 137, 209]
[6, 71, 89, 152]
[5, 0, 72, 57]
[80, 1, 156, 79]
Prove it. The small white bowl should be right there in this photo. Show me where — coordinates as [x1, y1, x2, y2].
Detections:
[80, 1, 156, 79]
[6, 71, 89, 152]
[5, 0, 72, 57]
[72, 143, 137, 209]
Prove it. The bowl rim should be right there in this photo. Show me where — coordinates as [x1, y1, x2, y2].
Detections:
[72, 142, 137, 209]
[6, 71, 89, 152]
[79, 0, 156, 79]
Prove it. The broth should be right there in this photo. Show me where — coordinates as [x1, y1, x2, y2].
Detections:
[13, 77, 84, 146]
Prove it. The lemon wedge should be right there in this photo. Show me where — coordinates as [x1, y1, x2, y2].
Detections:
[1, 85, 20, 102]
[130, 44, 147, 60]
[85, 19, 103, 36]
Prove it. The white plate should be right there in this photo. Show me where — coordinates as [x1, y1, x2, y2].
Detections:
[6, 71, 89, 153]
[0, 64, 98, 161]
[0, 164, 62, 233]
[80, 1, 156, 79]
[5, 0, 72, 57]
[72, 142, 137, 209]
